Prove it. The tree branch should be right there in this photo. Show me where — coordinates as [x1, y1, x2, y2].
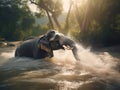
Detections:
[29, 0, 53, 13]
[29, 0, 39, 6]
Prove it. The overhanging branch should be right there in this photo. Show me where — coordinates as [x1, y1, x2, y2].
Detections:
[29, 0, 53, 13]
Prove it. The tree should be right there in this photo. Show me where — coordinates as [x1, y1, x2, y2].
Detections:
[30, 0, 63, 31]
[69, 0, 120, 46]
[63, 0, 73, 34]
[0, 0, 35, 40]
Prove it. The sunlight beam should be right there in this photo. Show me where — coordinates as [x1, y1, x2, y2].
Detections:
[62, 0, 70, 12]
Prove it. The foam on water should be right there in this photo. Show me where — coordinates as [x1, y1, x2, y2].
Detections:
[51, 44, 120, 81]
[0, 44, 120, 90]
[0, 44, 119, 78]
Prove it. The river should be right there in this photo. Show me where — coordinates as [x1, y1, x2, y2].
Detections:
[0, 45, 120, 90]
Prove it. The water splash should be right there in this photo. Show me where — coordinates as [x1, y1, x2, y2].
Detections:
[0, 44, 120, 90]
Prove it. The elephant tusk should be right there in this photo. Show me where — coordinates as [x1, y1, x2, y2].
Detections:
[63, 45, 73, 50]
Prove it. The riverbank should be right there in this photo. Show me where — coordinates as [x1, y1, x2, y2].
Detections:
[0, 41, 22, 47]
[90, 45, 120, 59]
[91, 44, 120, 52]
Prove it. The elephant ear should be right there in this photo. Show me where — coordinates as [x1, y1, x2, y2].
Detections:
[39, 43, 51, 53]
[37, 36, 51, 53]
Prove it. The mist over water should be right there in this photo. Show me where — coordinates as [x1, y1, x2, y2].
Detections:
[0, 44, 120, 90]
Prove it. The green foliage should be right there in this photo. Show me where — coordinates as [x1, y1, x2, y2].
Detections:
[36, 0, 63, 17]
[31, 25, 50, 36]
[69, 0, 120, 46]
[115, 14, 120, 31]
[1, 0, 120, 46]
[30, 0, 63, 30]
[0, 0, 35, 41]
[0, 0, 63, 41]
[34, 11, 45, 18]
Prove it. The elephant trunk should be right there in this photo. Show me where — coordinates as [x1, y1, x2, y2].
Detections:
[59, 36, 80, 61]
[72, 45, 80, 61]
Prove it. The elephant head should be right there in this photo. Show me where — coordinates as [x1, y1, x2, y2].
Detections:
[49, 33, 80, 61]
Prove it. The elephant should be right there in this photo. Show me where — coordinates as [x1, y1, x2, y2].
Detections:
[15, 30, 80, 60]
[15, 30, 56, 59]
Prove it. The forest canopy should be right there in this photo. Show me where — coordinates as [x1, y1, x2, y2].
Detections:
[0, 0, 120, 46]
[0, 0, 35, 40]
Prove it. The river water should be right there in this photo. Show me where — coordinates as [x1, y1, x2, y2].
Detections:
[0, 45, 120, 90]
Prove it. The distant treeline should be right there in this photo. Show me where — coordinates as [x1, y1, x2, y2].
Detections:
[0, 0, 50, 41]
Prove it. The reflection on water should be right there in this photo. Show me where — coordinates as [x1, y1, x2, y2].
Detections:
[0, 45, 120, 90]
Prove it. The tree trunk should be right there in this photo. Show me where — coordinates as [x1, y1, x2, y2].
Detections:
[45, 10, 54, 29]
[64, 0, 73, 34]
[74, 3, 82, 31]
[74, 0, 91, 32]
[30, 0, 55, 29]
[81, 0, 91, 32]
[52, 13, 62, 31]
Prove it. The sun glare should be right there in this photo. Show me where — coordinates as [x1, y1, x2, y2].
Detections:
[28, 0, 86, 13]
[62, 0, 70, 12]
[28, 1, 38, 13]
[62, 0, 86, 12]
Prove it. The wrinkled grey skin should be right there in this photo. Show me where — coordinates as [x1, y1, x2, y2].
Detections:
[15, 30, 55, 59]
[15, 30, 80, 60]
[50, 34, 80, 61]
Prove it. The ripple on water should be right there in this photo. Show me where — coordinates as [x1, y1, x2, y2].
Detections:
[0, 46, 120, 90]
